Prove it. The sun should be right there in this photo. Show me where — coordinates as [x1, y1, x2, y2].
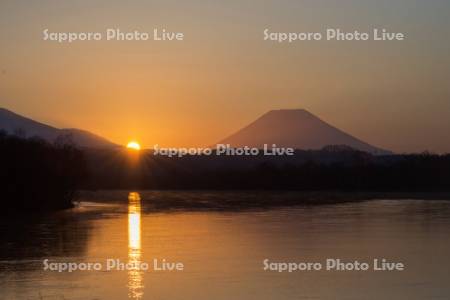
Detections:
[127, 141, 141, 150]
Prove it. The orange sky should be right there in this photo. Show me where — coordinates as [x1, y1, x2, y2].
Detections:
[1, 0, 450, 152]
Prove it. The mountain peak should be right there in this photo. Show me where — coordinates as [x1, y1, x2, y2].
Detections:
[263, 109, 317, 120]
[219, 109, 390, 155]
[0, 107, 118, 149]
[265, 108, 311, 115]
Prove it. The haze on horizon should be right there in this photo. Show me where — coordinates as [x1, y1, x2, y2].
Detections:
[1, 0, 449, 153]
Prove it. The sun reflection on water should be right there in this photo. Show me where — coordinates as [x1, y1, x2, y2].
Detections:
[128, 192, 143, 299]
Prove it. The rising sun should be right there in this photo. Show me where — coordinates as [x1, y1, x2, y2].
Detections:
[127, 141, 141, 150]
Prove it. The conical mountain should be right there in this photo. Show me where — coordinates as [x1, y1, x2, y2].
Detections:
[218, 109, 389, 154]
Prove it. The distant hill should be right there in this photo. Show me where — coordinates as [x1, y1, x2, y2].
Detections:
[0, 108, 118, 149]
[218, 109, 390, 155]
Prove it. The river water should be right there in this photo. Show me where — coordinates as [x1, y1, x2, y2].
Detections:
[1, 191, 450, 300]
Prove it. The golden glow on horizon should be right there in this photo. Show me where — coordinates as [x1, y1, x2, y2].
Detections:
[127, 141, 141, 150]
[2, 1, 450, 153]
[128, 192, 143, 299]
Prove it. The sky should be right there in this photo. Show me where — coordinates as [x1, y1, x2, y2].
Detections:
[0, 0, 449, 153]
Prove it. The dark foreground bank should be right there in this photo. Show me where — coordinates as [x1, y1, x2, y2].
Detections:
[0, 132, 86, 212]
[1, 132, 450, 212]
[84, 147, 450, 192]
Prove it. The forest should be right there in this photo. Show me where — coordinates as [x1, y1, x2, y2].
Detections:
[1, 131, 449, 211]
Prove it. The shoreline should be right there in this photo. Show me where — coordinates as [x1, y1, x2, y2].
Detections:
[77, 190, 450, 212]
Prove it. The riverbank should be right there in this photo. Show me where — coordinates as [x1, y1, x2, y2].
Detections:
[78, 190, 450, 212]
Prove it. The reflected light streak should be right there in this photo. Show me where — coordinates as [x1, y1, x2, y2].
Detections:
[128, 192, 143, 299]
